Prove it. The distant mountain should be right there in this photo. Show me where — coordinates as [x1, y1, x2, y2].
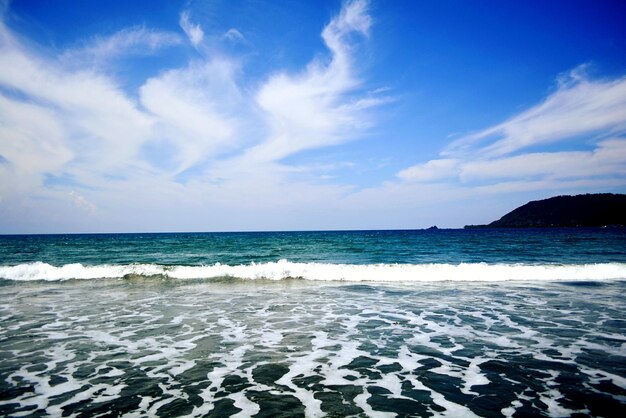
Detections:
[465, 193, 626, 228]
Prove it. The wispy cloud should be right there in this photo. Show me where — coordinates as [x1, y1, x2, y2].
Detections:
[3, 0, 623, 232]
[0, 0, 388, 232]
[68, 190, 97, 214]
[223, 28, 245, 43]
[398, 69, 626, 195]
[0, 20, 153, 192]
[444, 67, 626, 158]
[397, 159, 459, 182]
[0, 95, 72, 196]
[244, 0, 381, 163]
[460, 139, 626, 181]
[179, 10, 204, 47]
[61, 26, 183, 65]
[139, 58, 242, 173]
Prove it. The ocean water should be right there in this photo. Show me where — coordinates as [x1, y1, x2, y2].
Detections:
[0, 229, 625, 417]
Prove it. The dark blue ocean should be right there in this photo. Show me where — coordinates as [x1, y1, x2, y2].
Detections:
[1, 229, 625, 417]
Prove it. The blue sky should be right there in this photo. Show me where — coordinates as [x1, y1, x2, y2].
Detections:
[1, 0, 625, 233]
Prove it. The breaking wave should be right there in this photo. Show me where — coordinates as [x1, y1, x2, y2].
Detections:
[1, 260, 626, 282]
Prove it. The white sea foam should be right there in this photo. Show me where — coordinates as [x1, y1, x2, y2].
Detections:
[1, 271, 624, 417]
[1, 260, 625, 282]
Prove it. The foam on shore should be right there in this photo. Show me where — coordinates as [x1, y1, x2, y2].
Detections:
[1, 260, 625, 282]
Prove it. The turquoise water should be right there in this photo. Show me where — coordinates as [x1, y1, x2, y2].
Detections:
[1, 229, 625, 417]
[2, 228, 626, 267]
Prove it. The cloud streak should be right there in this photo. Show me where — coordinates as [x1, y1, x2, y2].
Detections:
[444, 68, 626, 158]
[243, 0, 381, 165]
[223, 28, 245, 43]
[179, 11, 204, 47]
[0, 21, 153, 192]
[399, 69, 626, 196]
[61, 26, 183, 65]
[139, 59, 241, 173]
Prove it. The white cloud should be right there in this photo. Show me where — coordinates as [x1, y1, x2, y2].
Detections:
[0, 19, 156, 215]
[223, 28, 245, 43]
[6, 0, 622, 232]
[400, 139, 626, 185]
[246, 0, 379, 163]
[0, 1, 392, 232]
[399, 71, 626, 196]
[460, 139, 626, 181]
[139, 59, 241, 173]
[0, 22, 157, 186]
[444, 67, 626, 158]
[61, 26, 182, 65]
[179, 11, 204, 47]
[397, 159, 459, 182]
[68, 190, 97, 214]
[0, 29, 153, 160]
[0, 95, 72, 197]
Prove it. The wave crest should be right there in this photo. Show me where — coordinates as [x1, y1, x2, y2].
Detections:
[1, 260, 625, 282]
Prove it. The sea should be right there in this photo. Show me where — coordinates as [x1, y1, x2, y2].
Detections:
[0, 228, 625, 417]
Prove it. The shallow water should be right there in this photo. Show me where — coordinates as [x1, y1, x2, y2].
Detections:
[1, 278, 624, 417]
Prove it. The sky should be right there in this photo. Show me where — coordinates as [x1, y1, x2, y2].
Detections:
[0, 0, 625, 233]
